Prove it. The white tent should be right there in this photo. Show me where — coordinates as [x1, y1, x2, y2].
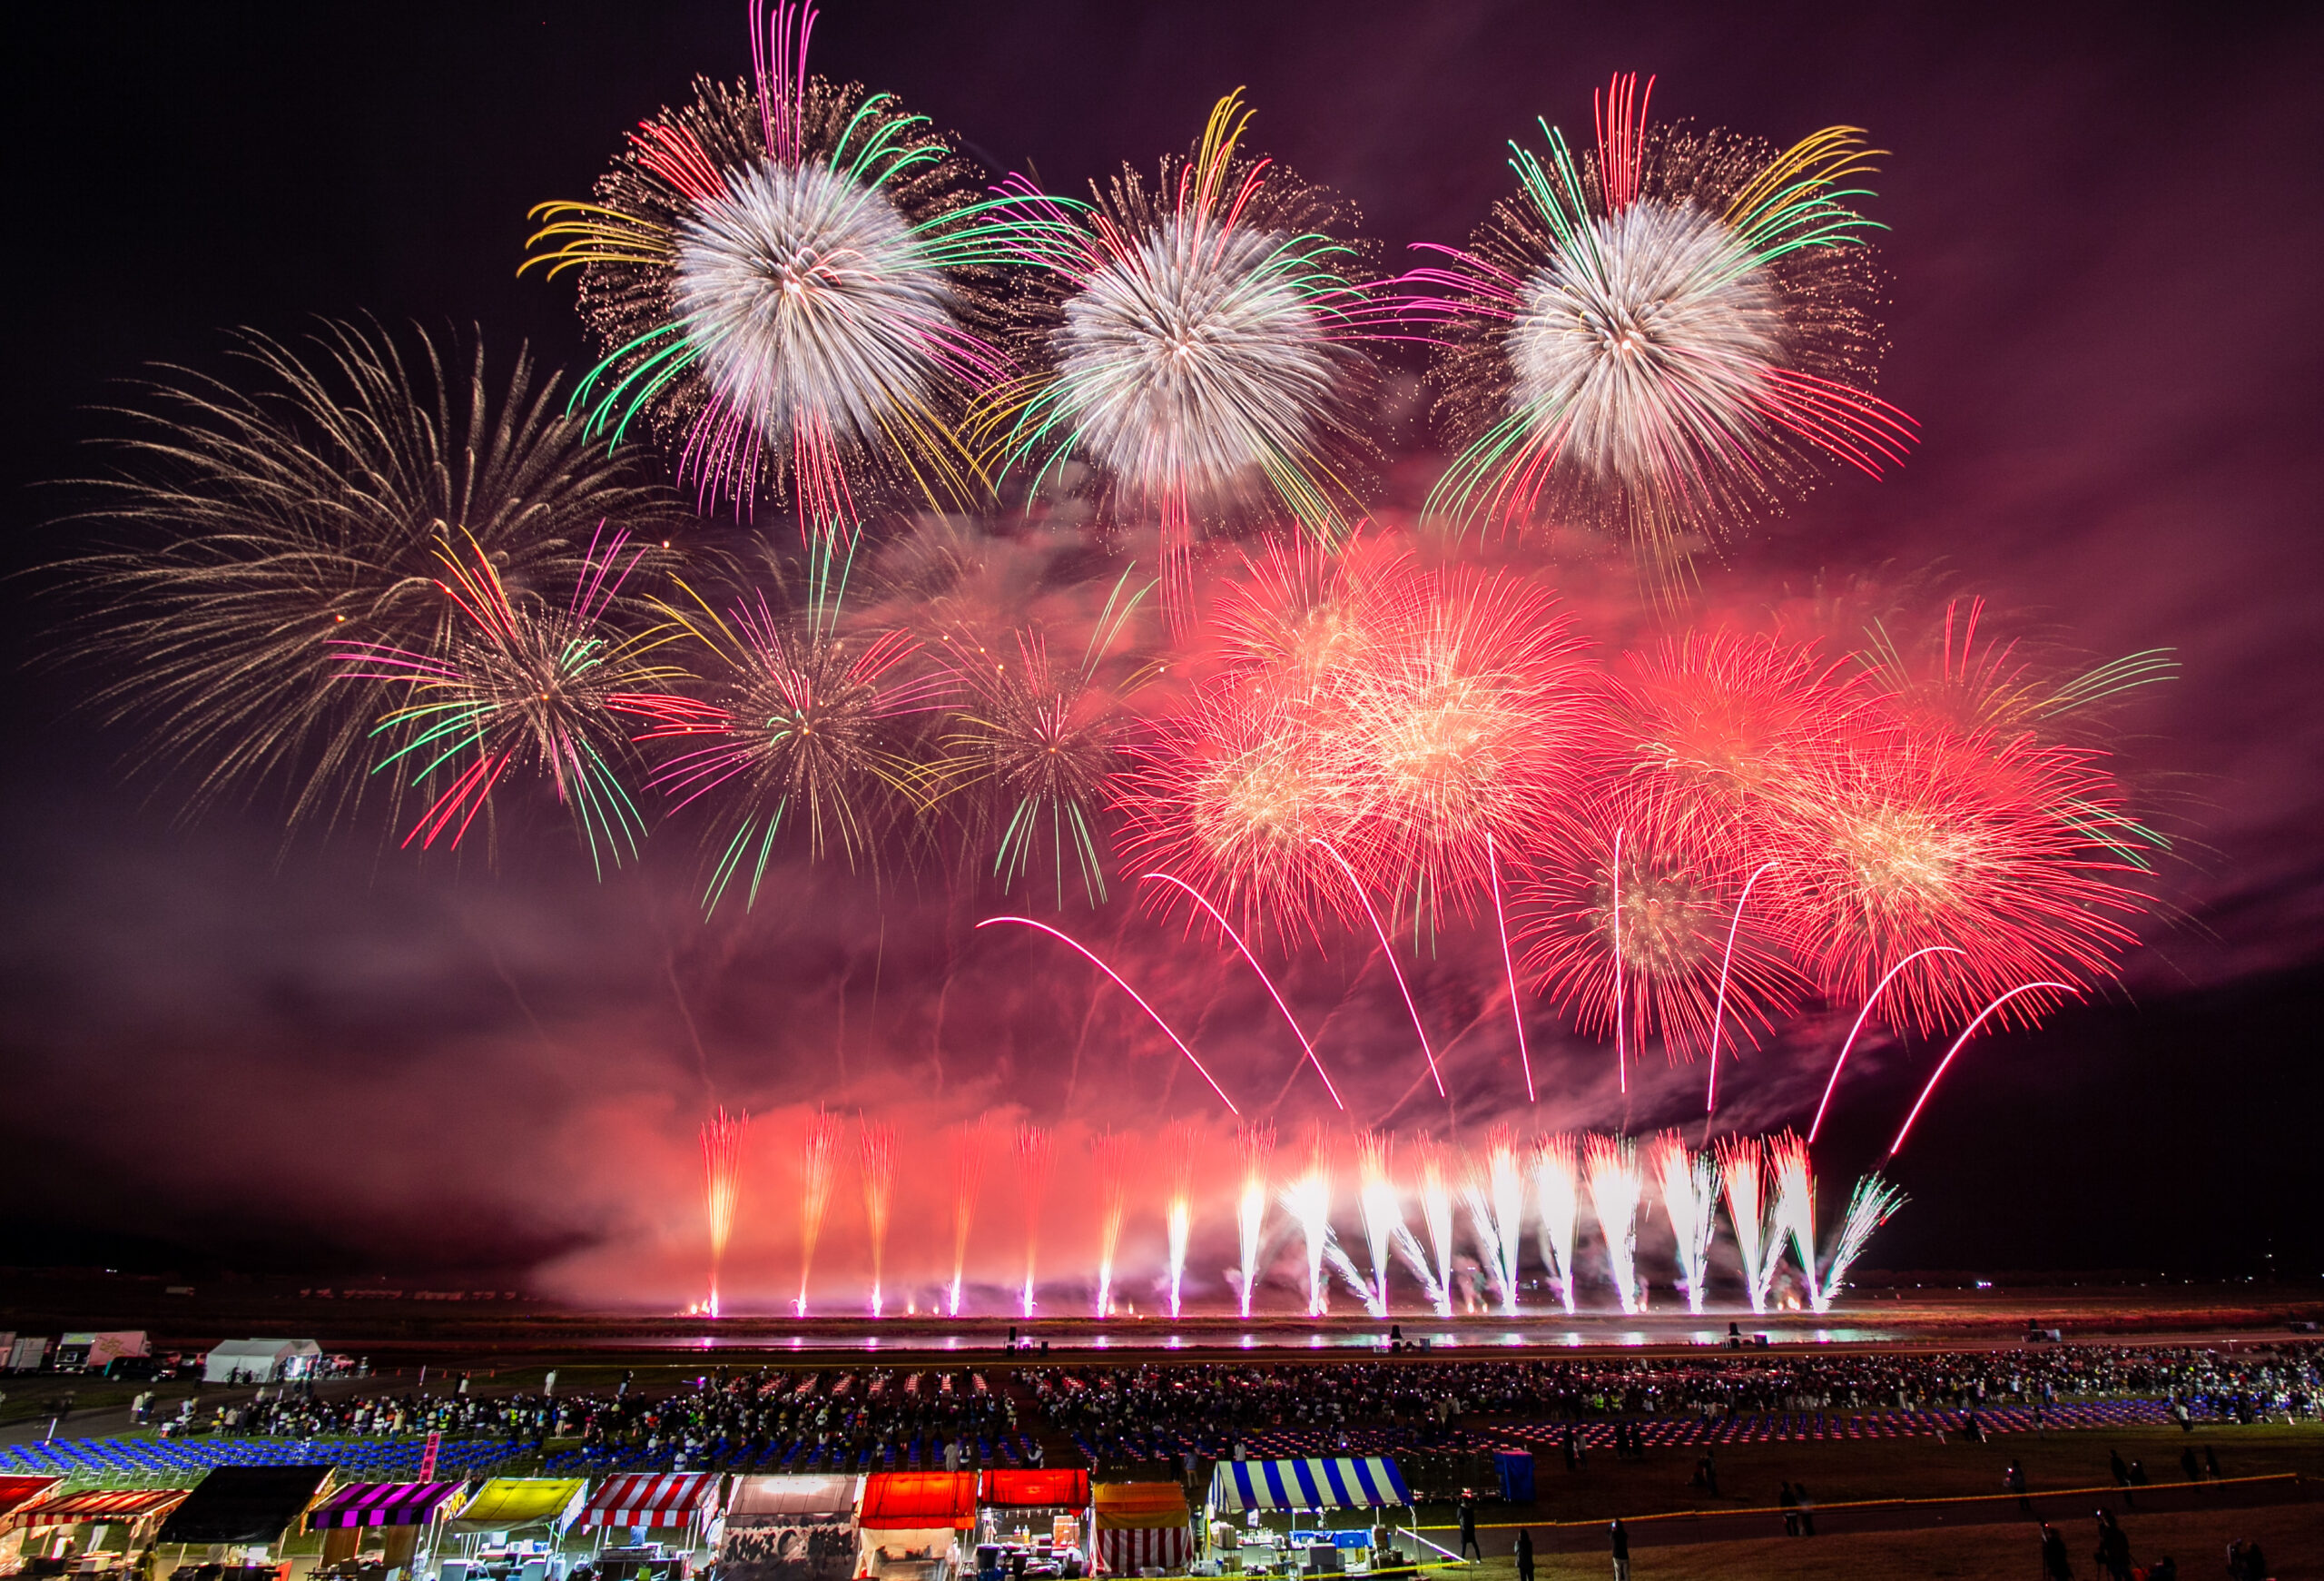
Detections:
[202, 1339, 322, 1383]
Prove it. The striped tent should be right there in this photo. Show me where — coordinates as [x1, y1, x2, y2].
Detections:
[1206, 1459, 1410, 1514]
[0, 1479, 61, 1524]
[7, 1487, 188, 1531]
[1092, 1484, 1190, 1576]
[309, 1482, 468, 1529]
[580, 1473, 724, 1530]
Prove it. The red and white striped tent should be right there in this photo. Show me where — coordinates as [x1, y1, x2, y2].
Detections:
[6, 1487, 191, 1537]
[1091, 1484, 1190, 1576]
[580, 1473, 724, 1543]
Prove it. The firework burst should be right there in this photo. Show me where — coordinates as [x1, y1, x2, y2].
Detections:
[1584, 1133, 1649, 1314]
[615, 539, 943, 909]
[1411, 73, 1915, 575]
[1818, 1173, 1905, 1309]
[1649, 1131, 1720, 1314]
[1767, 1130, 1818, 1309]
[978, 92, 1393, 610]
[341, 529, 673, 871]
[1716, 1133, 1776, 1314]
[525, 2, 1015, 530]
[61, 322, 684, 837]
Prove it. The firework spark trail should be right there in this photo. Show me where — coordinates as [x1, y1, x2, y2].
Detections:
[949, 1114, 990, 1317]
[1704, 861, 1778, 1119]
[1767, 1131, 1818, 1310]
[1324, 1236, 1376, 1309]
[1490, 1128, 1526, 1316]
[976, 916, 1240, 1113]
[1166, 1122, 1196, 1319]
[1016, 1122, 1053, 1319]
[795, 1108, 843, 1317]
[1236, 1122, 1275, 1319]
[1458, 1172, 1507, 1314]
[1390, 1225, 1446, 1311]
[1889, 982, 2080, 1157]
[1416, 1137, 1458, 1318]
[1314, 839, 1443, 1097]
[1819, 1174, 1906, 1309]
[1142, 873, 1344, 1108]
[859, 1118, 897, 1317]
[1650, 1131, 1719, 1315]
[1091, 1131, 1132, 1318]
[1584, 1134, 1648, 1314]
[1487, 835, 1535, 1102]
[701, 1106, 749, 1318]
[1612, 825, 1627, 1095]
[1279, 1126, 1334, 1317]
[1357, 1132, 1400, 1318]
[1807, 945, 1966, 1141]
[1531, 1134, 1581, 1314]
[1716, 1134, 1775, 1314]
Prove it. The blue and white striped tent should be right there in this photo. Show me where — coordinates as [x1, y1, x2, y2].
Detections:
[1207, 1458, 1413, 1513]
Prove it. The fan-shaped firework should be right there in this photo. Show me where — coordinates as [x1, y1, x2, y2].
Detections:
[978, 92, 1393, 608]
[1411, 74, 1915, 574]
[1519, 785, 1799, 1063]
[615, 539, 943, 909]
[59, 321, 684, 835]
[932, 570, 1154, 905]
[340, 530, 674, 870]
[524, 2, 1013, 531]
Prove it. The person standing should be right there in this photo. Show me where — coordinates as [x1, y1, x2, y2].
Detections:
[1514, 1528, 1533, 1581]
[2040, 1523, 2073, 1581]
[1608, 1519, 1630, 1581]
[1794, 1484, 1817, 1537]
[1778, 1481, 1799, 1537]
[1456, 1492, 1481, 1561]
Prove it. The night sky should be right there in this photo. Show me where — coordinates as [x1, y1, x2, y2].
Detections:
[4, 0, 2320, 1299]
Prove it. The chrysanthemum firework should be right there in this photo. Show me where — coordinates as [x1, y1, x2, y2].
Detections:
[525, 1, 1015, 532]
[337, 529, 676, 871]
[1610, 629, 1858, 829]
[931, 570, 1155, 906]
[1757, 716, 2148, 1035]
[1410, 74, 1915, 575]
[1518, 783, 1799, 1064]
[614, 539, 944, 909]
[56, 321, 684, 835]
[976, 92, 1394, 611]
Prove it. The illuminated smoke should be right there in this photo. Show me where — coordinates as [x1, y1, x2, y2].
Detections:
[1415, 1136, 1457, 1319]
[949, 1113, 992, 1317]
[1278, 1128, 1334, 1318]
[1017, 1122, 1053, 1318]
[1531, 1133, 1581, 1315]
[1356, 1131, 1399, 1319]
[1166, 1122, 1197, 1319]
[1091, 1131, 1131, 1318]
[700, 1106, 749, 1319]
[1584, 1133, 1648, 1314]
[1236, 1122, 1275, 1319]
[795, 1108, 843, 1318]
[1649, 1131, 1720, 1315]
[859, 1117, 896, 1317]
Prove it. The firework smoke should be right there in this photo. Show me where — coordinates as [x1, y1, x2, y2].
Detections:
[700, 1106, 749, 1317]
[859, 1117, 896, 1316]
[1819, 1173, 1906, 1309]
[948, 1113, 990, 1317]
[1584, 1134, 1648, 1314]
[1531, 1134, 1582, 1315]
[795, 1108, 843, 1317]
[1016, 1121, 1053, 1318]
[1649, 1131, 1720, 1315]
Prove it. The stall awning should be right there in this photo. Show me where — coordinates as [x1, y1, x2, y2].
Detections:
[9, 1487, 189, 1530]
[1207, 1459, 1410, 1514]
[977, 1470, 1089, 1509]
[309, 1482, 467, 1529]
[1090, 1484, 1188, 1531]
[0, 1478, 63, 1523]
[726, 1477, 859, 1525]
[159, 1466, 335, 1546]
[581, 1473, 722, 1530]
[857, 1474, 975, 1532]
[446, 1478, 589, 1537]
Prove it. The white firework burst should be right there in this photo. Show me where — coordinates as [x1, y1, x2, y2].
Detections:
[675, 159, 955, 445]
[1053, 216, 1337, 510]
[1509, 200, 1782, 489]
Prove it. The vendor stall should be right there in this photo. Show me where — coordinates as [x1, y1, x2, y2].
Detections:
[156, 1465, 337, 1578]
[577, 1473, 724, 1579]
[713, 1475, 857, 1581]
[1202, 1461, 1413, 1576]
[307, 1480, 467, 1581]
[442, 1477, 588, 1574]
[0, 1477, 64, 1576]
[972, 1471, 1089, 1580]
[1088, 1485, 1190, 1576]
[5, 1486, 192, 1572]
[855, 1473, 973, 1581]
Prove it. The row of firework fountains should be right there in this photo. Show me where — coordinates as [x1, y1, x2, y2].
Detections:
[698, 1110, 1904, 1321]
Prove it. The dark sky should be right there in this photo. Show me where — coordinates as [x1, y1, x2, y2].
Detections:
[4, 0, 2320, 1300]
